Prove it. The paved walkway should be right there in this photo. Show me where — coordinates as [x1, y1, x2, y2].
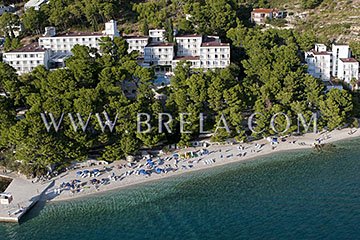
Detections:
[0, 173, 51, 222]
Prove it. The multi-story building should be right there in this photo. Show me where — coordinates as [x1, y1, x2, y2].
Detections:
[338, 58, 359, 84]
[149, 28, 166, 43]
[200, 40, 230, 70]
[305, 44, 332, 81]
[123, 35, 149, 57]
[172, 56, 201, 70]
[251, 9, 274, 24]
[39, 31, 103, 55]
[2, 42, 51, 75]
[251, 8, 286, 25]
[305, 43, 359, 89]
[4, 20, 120, 74]
[39, 20, 118, 55]
[176, 34, 202, 57]
[144, 43, 174, 66]
[3, 20, 230, 79]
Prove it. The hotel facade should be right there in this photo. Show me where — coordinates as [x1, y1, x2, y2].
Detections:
[305, 43, 359, 89]
[3, 20, 230, 78]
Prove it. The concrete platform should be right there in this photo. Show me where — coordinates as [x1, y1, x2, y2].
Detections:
[0, 174, 51, 223]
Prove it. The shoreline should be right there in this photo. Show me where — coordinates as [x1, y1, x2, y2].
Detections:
[45, 128, 360, 203]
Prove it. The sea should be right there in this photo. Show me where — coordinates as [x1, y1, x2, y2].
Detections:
[1, 137, 360, 240]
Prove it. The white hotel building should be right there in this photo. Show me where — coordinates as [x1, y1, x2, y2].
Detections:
[3, 20, 230, 78]
[2, 42, 51, 74]
[3, 20, 119, 74]
[125, 32, 230, 72]
[305, 43, 359, 88]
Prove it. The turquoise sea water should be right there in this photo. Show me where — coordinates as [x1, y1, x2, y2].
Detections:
[2, 138, 360, 240]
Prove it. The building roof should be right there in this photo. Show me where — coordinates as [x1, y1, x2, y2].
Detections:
[311, 50, 331, 55]
[123, 35, 149, 39]
[145, 43, 173, 47]
[45, 32, 104, 38]
[173, 56, 200, 61]
[25, 0, 47, 7]
[176, 33, 202, 38]
[5, 42, 48, 53]
[333, 43, 349, 46]
[340, 58, 358, 63]
[201, 42, 230, 47]
[252, 8, 274, 14]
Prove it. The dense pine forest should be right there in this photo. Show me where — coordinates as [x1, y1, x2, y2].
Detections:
[0, 0, 359, 176]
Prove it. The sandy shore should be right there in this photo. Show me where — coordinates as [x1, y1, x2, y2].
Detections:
[45, 128, 360, 202]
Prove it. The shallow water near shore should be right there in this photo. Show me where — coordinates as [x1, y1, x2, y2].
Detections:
[1, 138, 360, 240]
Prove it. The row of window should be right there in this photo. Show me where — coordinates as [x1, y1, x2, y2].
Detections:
[40, 37, 99, 43]
[4, 53, 43, 59]
[145, 55, 172, 59]
[7, 60, 43, 65]
[126, 40, 147, 44]
[200, 48, 229, 53]
[177, 39, 198, 43]
[178, 45, 198, 49]
[145, 48, 172, 53]
[41, 43, 99, 49]
[200, 54, 229, 59]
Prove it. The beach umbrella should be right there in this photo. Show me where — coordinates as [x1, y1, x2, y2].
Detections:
[149, 162, 154, 166]
[156, 168, 162, 173]
[147, 159, 152, 163]
[76, 171, 82, 175]
[65, 183, 71, 187]
[74, 180, 81, 183]
[83, 170, 90, 174]
[173, 154, 179, 158]
[93, 169, 100, 173]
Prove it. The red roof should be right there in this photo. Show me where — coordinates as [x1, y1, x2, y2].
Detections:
[51, 32, 103, 38]
[6, 42, 48, 53]
[201, 42, 230, 47]
[311, 50, 330, 55]
[146, 43, 173, 47]
[176, 34, 202, 38]
[252, 8, 274, 14]
[340, 58, 358, 63]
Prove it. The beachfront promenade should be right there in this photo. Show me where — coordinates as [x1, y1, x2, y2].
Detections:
[0, 173, 51, 223]
[48, 128, 360, 202]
